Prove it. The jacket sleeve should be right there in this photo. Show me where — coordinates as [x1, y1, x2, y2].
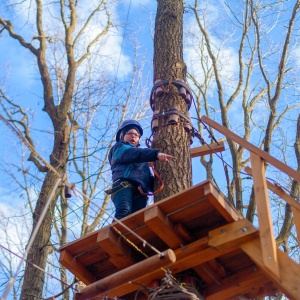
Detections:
[112, 142, 159, 164]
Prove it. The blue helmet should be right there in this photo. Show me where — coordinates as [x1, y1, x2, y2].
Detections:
[116, 119, 143, 142]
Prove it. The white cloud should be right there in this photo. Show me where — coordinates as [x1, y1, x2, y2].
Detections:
[0, 201, 30, 255]
[2, 1, 134, 81]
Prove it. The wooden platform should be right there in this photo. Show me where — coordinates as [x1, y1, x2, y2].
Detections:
[59, 179, 300, 299]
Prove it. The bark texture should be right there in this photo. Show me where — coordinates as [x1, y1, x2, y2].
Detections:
[152, 0, 192, 202]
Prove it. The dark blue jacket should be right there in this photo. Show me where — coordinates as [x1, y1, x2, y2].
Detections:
[108, 141, 159, 192]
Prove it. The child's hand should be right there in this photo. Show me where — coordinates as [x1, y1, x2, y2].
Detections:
[157, 153, 173, 163]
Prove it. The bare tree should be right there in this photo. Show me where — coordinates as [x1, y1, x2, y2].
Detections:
[187, 0, 300, 259]
[0, 0, 132, 298]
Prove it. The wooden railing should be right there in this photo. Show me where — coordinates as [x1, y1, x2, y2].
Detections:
[201, 115, 300, 278]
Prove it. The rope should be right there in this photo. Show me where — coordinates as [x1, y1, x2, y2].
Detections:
[147, 271, 202, 300]
[146, 121, 189, 148]
[0, 177, 165, 298]
[1, 178, 62, 300]
[74, 186, 165, 257]
[112, 226, 149, 258]
[138, 162, 164, 196]
[0, 113, 166, 297]
[0, 244, 78, 294]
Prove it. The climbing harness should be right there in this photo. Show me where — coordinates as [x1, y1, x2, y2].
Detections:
[105, 163, 165, 196]
[104, 180, 133, 195]
[138, 162, 164, 196]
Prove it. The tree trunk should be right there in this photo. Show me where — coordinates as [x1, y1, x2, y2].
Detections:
[21, 119, 71, 299]
[151, 1, 202, 298]
[152, 0, 191, 202]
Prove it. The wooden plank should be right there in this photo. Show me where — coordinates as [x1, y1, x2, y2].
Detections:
[59, 231, 99, 254]
[76, 181, 221, 248]
[59, 249, 95, 285]
[110, 181, 212, 238]
[247, 282, 278, 298]
[245, 166, 300, 247]
[208, 219, 258, 250]
[218, 249, 253, 273]
[244, 282, 278, 299]
[190, 141, 225, 158]
[170, 239, 237, 277]
[144, 206, 183, 248]
[250, 152, 280, 277]
[167, 197, 215, 224]
[204, 182, 241, 222]
[201, 115, 300, 183]
[97, 226, 136, 269]
[88, 237, 237, 299]
[244, 166, 300, 211]
[155, 180, 211, 213]
[174, 223, 195, 243]
[291, 206, 300, 248]
[207, 259, 227, 278]
[240, 238, 300, 300]
[75, 249, 176, 300]
[194, 261, 225, 284]
[205, 266, 270, 300]
[73, 247, 108, 266]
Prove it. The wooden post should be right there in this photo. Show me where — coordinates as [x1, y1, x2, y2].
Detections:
[201, 115, 300, 183]
[245, 166, 300, 248]
[75, 249, 176, 300]
[190, 141, 225, 158]
[250, 152, 280, 277]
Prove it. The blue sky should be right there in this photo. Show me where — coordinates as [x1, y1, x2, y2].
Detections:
[1, 0, 299, 209]
[1, 0, 300, 211]
[1, 0, 300, 296]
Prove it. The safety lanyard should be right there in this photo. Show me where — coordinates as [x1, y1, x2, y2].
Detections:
[138, 162, 164, 196]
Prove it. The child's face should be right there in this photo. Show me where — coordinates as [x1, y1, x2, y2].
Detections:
[124, 129, 140, 146]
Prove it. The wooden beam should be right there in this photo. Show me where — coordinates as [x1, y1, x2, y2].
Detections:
[204, 183, 241, 222]
[144, 206, 183, 248]
[250, 152, 280, 277]
[174, 223, 195, 243]
[205, 266, 270, 300]
[59, 250, 95, 285]
[240, 238, 300, 300]
[207, 259, 227, 278]
[201, 115, 300, 183]
[97, 226, 136, 269]
[75, 249, 176, 300]
[86, 238, 237, 299]
[245, 282, 278, 299]
[244, 166, 300, 211]
[194, 261, 226, 284]
[245, 166, 300, 247]
[59, 230, 98, 253]
[208, 218, 258, 250]
[190, 141, 225, 158]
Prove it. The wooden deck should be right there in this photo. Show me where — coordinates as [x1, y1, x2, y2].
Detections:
[59, 179, 300, 299]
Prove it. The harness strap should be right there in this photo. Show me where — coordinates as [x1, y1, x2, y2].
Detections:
[104, 180, 133, 195]
[138, 162, 164, 196]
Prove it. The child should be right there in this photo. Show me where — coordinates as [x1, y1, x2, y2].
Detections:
[108, 120, 173, 219]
